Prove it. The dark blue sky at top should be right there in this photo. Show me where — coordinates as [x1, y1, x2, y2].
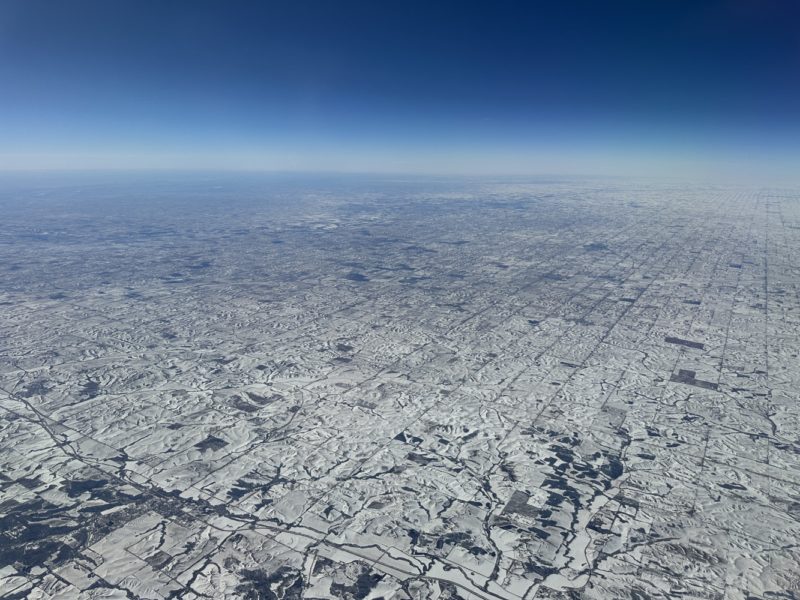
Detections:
[1, 1, 799, 177]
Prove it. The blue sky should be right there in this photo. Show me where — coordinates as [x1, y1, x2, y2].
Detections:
[1, 1, 799, 178]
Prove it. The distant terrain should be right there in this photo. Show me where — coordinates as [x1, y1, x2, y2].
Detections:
[1, 175, 798, 599]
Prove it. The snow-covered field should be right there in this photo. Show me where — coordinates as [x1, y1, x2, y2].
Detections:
[1, 175, 798, 599]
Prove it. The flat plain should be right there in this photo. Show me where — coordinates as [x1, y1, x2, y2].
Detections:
[1, 175, 799, 599]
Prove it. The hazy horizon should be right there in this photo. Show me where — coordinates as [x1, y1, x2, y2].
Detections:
[2, 1, 799, 180]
